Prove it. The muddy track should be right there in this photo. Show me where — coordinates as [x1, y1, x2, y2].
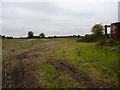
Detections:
[10, 51, 40, 88]
[5, 48, 99, 88]
[3, 40, 60, 88]
[11, 51, 28, 87]
[48, 60, 100, 88]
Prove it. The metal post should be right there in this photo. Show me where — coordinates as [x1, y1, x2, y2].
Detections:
[104, 25, 108, 39]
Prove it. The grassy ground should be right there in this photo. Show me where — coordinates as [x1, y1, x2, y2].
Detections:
[2, 38, 119, 88]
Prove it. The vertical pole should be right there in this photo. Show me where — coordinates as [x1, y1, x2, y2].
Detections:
[105, 25, 108, 39]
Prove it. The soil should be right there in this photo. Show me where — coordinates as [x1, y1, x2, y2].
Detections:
[10, 51, 41, 88]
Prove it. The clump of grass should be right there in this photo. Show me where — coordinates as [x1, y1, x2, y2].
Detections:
[63, 50, 65, 53]
[4, 56, 16, 61]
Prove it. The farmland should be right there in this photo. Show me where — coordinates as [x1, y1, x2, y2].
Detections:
[2, 38, 119, 88]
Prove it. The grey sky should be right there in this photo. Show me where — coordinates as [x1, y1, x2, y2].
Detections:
[1, 0, 119, 37]
[118, 1, 120, 22]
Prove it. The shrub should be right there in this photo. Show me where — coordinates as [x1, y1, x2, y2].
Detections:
[77, 34, 105, 42]
[95, 40, 106, 46]
[105, 39, 116, 46]
[77, 38, 82, 42]
[96, 39, 120, 46]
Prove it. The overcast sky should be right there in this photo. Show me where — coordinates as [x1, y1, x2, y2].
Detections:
[1, 0, 119, 37]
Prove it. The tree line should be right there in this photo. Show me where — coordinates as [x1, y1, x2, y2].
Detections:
[28, 31, 45, 38]
[77, 24, 106, 42]
[1, 24, 105, 39]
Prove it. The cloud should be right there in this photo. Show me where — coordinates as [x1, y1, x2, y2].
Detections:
[2, 1, 118, 37]
[118, 1, 120, 22]
[2, 0, 120, 2]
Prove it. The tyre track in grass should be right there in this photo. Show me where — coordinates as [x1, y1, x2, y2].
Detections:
[11, 51, 41, 88]
[47, 60, 100, 88]
[3, 39, 100, 88]
[12, 51, 28, 87]
[3, 40, 60, 88]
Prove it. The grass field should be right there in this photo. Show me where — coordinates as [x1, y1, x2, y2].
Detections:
[2, 38, 119, 88]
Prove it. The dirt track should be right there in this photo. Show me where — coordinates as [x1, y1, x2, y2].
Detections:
[10, 51, 99, 88]
[8, 50, 40, 88]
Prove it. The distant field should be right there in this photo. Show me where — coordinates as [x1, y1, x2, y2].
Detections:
[2, 38, 119, 88]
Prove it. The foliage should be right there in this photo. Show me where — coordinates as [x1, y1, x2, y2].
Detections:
[39, 33, 45, 38]
[92, 24, 104, 35]
[77, 24, 105, 42]
[105, 39, 116, 46]
[28, 31, 34, 38]
[96, 39, 120, 46]
[54, 36, 56, 38]
[77, 34, 105, 42]
[33, 36, 40, 38]
[2, 35, 5, 39]
[95, 40, 106, 46]
[77, 35, 80, 38]
[6, 37, 14, 39]
[73, 35, 76, 37]
[0, 35, 14, 39]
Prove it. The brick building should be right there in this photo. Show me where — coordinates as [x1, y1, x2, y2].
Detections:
[110, 22, 120, 41]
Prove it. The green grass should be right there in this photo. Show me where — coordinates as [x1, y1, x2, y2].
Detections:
[33, 63, 83, 88]
[52, 41, 119, 87]
[2, 38, 119, 88]
[2, 39, 25, 43]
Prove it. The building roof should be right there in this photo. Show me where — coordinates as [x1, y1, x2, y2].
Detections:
[111, 22, 120, 24]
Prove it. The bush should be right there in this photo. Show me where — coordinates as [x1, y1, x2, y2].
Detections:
[95, 40, 106, 46]
[105, 39, 116, 46]
[77, 34, 105, 42]
[96, 39, 120, 46]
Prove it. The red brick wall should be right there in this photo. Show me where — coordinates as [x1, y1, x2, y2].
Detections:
[110, 22, 120, 41]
